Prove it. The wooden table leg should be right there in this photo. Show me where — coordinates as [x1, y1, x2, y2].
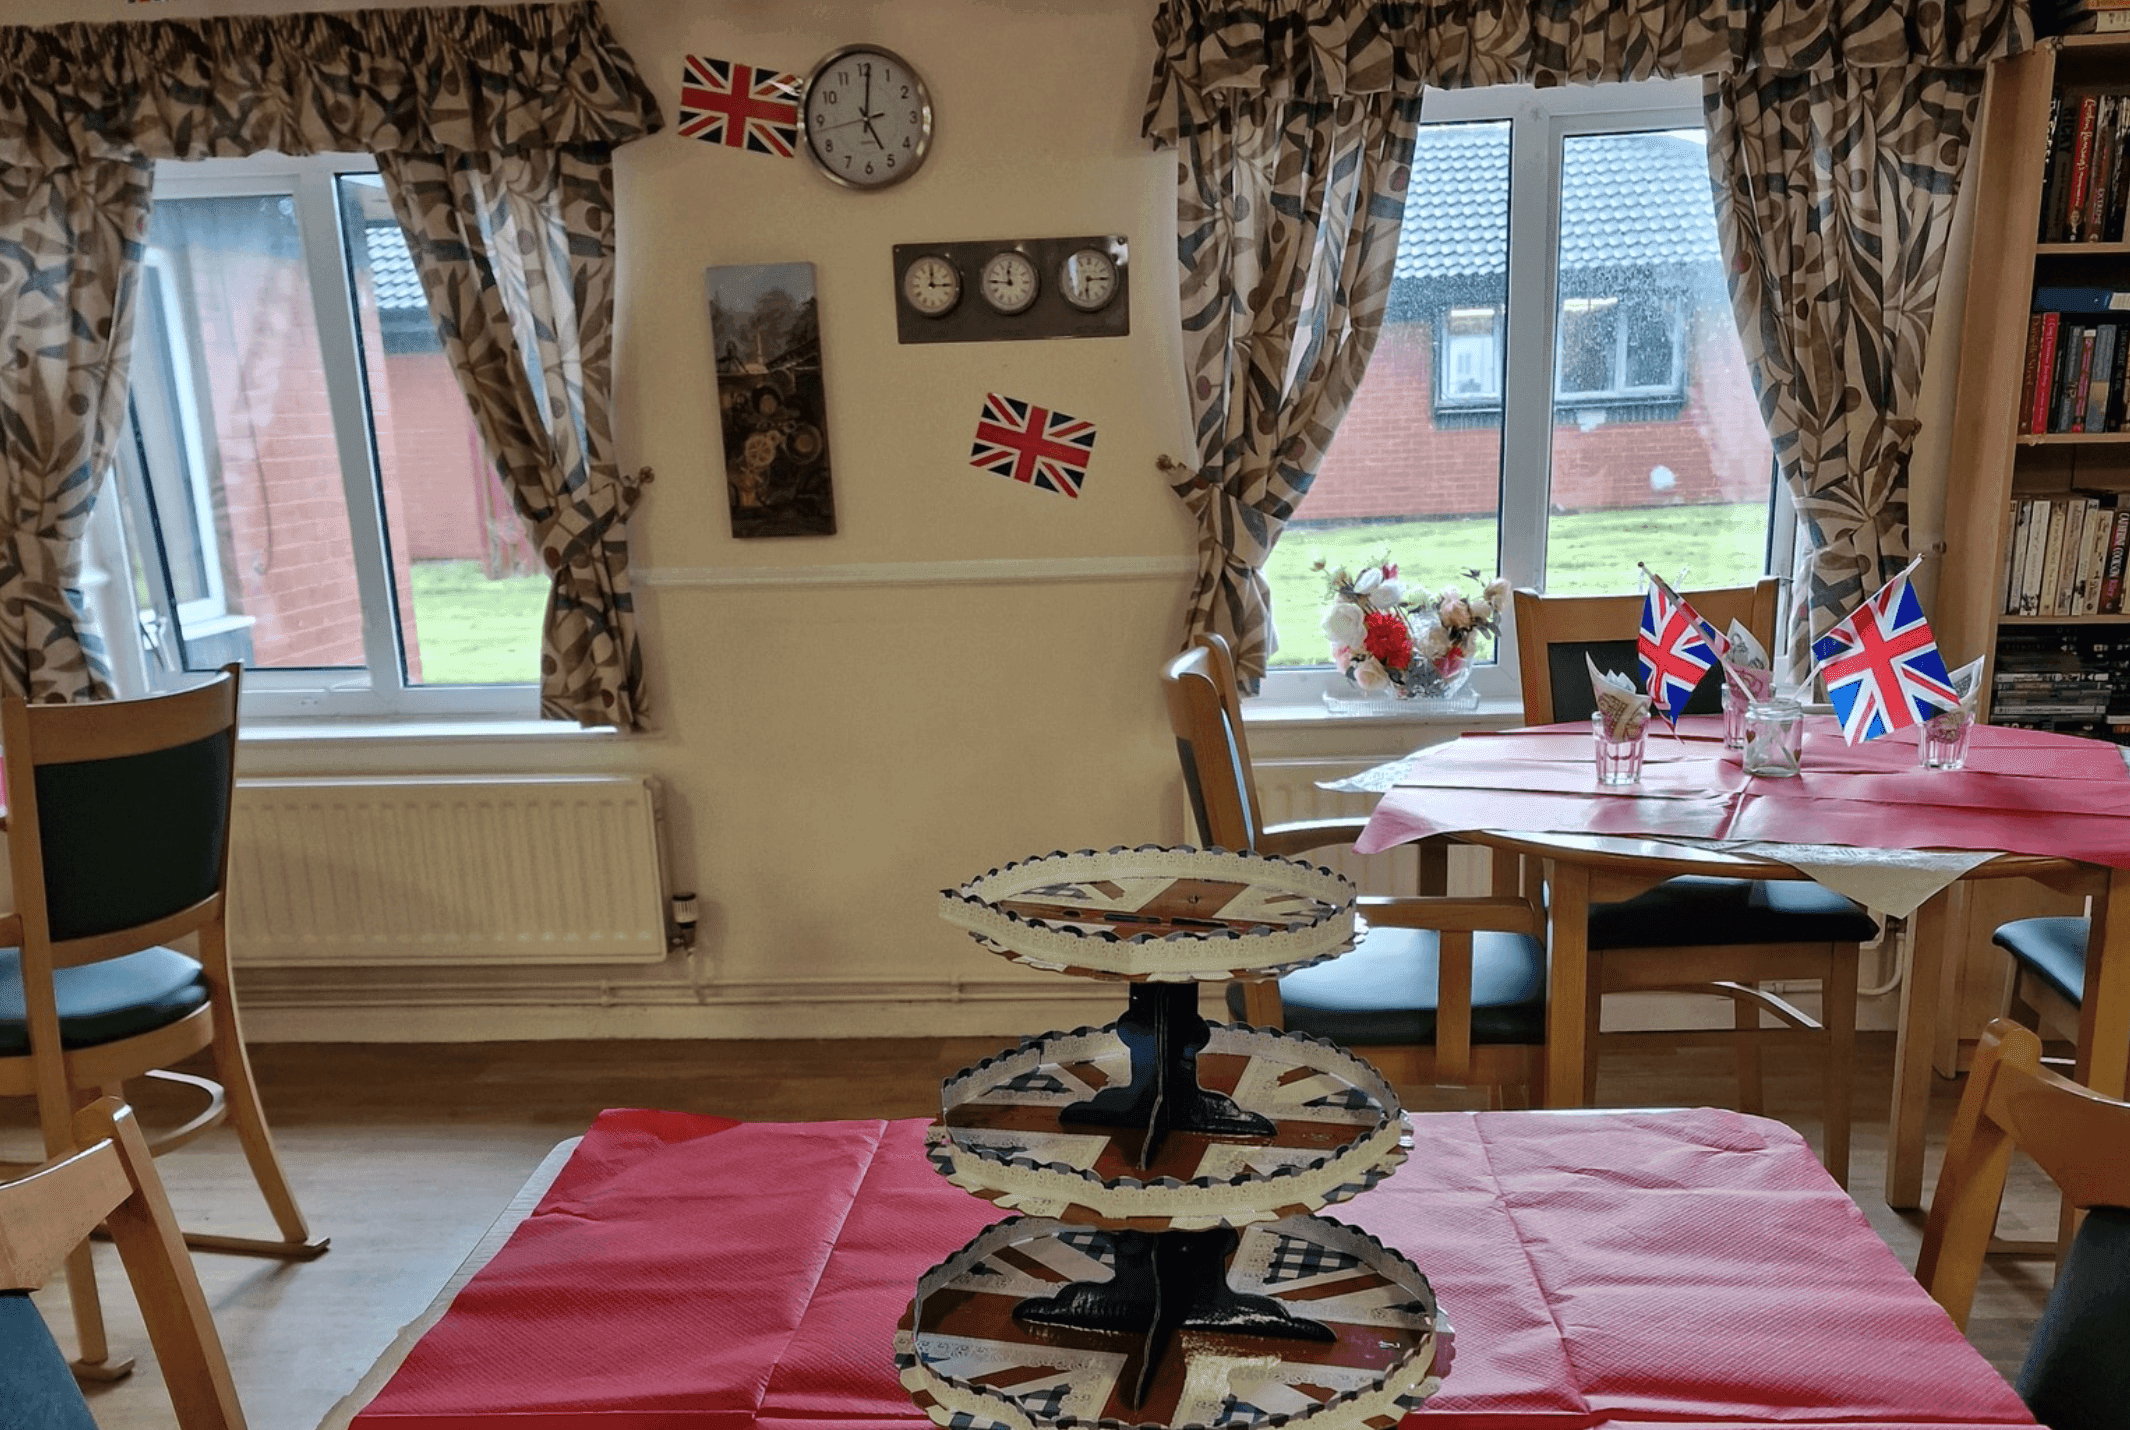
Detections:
[1545, 859, 1592, 1109]
[2077, 867, 2130, 1101]
[1888, 881, 1967, 1210]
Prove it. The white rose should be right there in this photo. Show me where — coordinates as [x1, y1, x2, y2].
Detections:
[1468, 596, 1492, 621]
[1372, 580, 1405, 608]
[1321, 602, 1366, 648]
[1484, 577, 1512, 606]
[1353, 568, 1383, 595]
[1351, 657, 1391, 692]
[1419, 623, 1452, 659]
[1439, 596, 1472, 629]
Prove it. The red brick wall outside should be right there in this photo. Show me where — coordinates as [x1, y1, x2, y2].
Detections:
[183, 252, 517, 678]
[1304, 308, 1771, 522]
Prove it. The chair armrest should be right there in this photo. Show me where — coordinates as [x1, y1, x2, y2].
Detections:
[1357, 894, 1542, 938]
[0, 911, 18, 946]
[1254, 819, 1370, 859]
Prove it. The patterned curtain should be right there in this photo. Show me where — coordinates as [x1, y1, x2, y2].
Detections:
[0, 158, 152, 704]
[1708, 67, 1992, 675]
[379, 149, 647, 728]
[1159, 92, 1420, 690]
[1144, 0, 2029, 689]
[0, 2, 661, 722]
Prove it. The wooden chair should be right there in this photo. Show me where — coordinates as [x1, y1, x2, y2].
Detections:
[1917, 1019, 2130, 1430]
[1163, 636, 1547, 1103]
[1994, 915, 2091, 1052]
[1510, 581, 1873, 1183]
[0, 666, 323, 1380]
[1, 1098, 246, 1429]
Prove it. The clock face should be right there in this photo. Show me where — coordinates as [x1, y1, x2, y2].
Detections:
[979, 250, 1039, 314]
[1058, 247, 1118, 312]
[799, 45, 932, 190]
[902, 255, 961, 317]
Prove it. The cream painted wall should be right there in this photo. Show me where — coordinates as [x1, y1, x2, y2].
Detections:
[20, 0, 1209, 1038]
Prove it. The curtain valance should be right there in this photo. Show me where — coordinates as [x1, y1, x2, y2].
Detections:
[1144, 0, 2029, 141]
[0, 1, 660, 170]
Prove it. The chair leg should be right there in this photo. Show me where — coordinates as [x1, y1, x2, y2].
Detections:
[1822, 948, 1857, 1189]
[1582, 967, 1603, 1105]
[64, 1240, 135, 1381]
[1734, 987, 1765, 1117]
[194, 1006, 328, 1260]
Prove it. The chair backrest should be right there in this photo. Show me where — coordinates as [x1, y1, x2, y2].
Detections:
[1917, 1019, 2130, 1430]
[1, 666, 241, 970]
[0, 1099, 246, 1430]
[1510, 579, 1779, 726]
[1161, 636, 1262, 851]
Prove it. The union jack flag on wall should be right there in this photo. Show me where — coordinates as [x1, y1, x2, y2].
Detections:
[1811, 559, 1961, 744]
[1637, 573, 1722, 724]
[677, 56, 800, 157]
[969, 393, 1097, 498]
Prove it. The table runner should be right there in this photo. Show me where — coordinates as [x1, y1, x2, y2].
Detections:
[347, 1107, 2033, 1430]
[1355, 718, 2130, 883]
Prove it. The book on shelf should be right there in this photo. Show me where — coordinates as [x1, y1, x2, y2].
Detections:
[2019, 309, 2129, 434]
[2102, 506, 2130, 613]
[2002, 494, 2130, 616]
[2038, 81, 2130, 242]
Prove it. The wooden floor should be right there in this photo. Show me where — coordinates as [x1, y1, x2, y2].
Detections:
[9, 1032, 2061, 1430]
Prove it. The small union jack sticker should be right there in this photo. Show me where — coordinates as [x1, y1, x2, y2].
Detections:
[677, 56, 801, 158]
[969, 393, 1097, 499]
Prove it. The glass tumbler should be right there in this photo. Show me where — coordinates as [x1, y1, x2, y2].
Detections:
[1592, 712, 1646, 786]
[1721, 681, 1750, 750]
[1742, 697, 1805, 778]
[1921, 711, 1974, 770]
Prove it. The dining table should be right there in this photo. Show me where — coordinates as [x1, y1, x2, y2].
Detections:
[1346, 714, 2130, 1210]
[332, 1104, 2037, 1430]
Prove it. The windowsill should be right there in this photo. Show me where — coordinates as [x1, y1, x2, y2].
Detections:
[1243, 694, 1525, 728]
[239, 718, 625, 747]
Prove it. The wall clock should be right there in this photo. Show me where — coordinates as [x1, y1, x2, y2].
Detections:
[902, 254, 961, 317]
[892, 236, 1130, 344]
[799, 44, 933, 190]
[1058, 247, 1119, 312]
[979, 251, 1039, 314]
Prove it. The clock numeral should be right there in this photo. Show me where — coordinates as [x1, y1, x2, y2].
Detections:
[823, 139, 834, 154]
[908, 110, 919, 123]
[825, 91, 837, 105]
[901, 85, 911, 99]
[865, 162, 875, 175]
[844, 155, 853, 168]
[886, 155, 895, 169]
[837, 70, 849, 86]
[902, 136, 911, 149]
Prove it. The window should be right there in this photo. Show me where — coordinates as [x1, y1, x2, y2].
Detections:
[1262, 82, 1789, 706]
[100, 154, 542, 719]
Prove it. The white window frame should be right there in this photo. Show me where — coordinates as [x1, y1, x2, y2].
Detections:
[108, 152, 537, 721]
[1256, 77, 1788, 710]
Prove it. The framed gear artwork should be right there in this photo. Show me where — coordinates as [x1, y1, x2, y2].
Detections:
[707, 262, 836, 537]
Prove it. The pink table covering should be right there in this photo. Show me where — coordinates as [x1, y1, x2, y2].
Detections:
[1357, 715, 2130, 866]
[349, 1107, 2033, 1430]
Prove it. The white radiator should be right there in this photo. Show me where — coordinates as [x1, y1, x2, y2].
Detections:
[228, 776, 670, 967]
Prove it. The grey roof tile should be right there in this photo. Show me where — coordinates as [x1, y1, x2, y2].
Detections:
[363, 223, 429, 312]
[1395, 126, 1721, 283]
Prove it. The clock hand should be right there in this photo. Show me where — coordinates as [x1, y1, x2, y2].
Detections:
[862, 117, 884, 149]
[811, 113, 870, 134]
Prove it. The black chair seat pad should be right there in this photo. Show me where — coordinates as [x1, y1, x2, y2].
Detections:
[0, 946, 209, 1056]
[1588, 875, 1877, 951]
[1224, 924, 1546, 1048]
[2017, 1204, 2130, 1430]
[1993, 916, 2090, 1010]
[0, 1291, 100, 1430]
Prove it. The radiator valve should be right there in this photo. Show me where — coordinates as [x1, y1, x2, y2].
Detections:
[670, 892, 700, 950]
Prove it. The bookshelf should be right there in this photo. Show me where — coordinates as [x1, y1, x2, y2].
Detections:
[1935, 33, 2130, 1070]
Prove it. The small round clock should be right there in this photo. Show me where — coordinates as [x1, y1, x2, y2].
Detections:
[1058, 247, 1119, 312]
[979, 251, 1039, 314]
[901, 255, 961, 317]
[799, 44, 933, 191]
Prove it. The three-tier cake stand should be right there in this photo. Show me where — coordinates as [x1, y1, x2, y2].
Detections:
[896, 845, 1448, 1430]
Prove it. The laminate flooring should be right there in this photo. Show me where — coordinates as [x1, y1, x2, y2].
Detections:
[8, 1033, 2062, 1430]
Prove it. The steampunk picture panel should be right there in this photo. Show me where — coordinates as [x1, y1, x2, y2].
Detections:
[708, 262, 837, 537]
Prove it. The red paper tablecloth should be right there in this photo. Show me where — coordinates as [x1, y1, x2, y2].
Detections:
[1356, 716, 2130, 866]
[349, 1107, 2034, 1430]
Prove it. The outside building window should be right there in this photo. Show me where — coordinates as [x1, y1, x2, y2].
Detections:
[103, 154, 541, 719]
[1259, 81, 1785, 705]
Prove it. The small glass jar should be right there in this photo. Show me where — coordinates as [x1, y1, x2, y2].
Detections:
[1742, 697, 1805, 778]
[1592, 711, 1646, 786]
[1720, 680, 1751, 751]
[1921, 709, 1974, 771]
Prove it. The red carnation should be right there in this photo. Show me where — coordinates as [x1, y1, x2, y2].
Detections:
[1362, 610, 1414, 671]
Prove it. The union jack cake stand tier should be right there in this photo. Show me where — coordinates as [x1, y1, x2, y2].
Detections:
[927, 1023, 1408, 1230]
[894, 1214, 1446, 1430]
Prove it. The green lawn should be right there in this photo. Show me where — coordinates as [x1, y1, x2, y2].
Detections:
[406, 560, 548, 685]
[1267, 502, 1769, 667]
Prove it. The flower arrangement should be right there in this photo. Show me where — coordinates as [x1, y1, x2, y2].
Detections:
[1314, 555, 1510, 699]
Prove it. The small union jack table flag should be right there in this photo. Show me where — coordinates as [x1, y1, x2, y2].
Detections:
[969, 393, 1097, 499]
[1811, 557, 1962, 744]
[677, 56, 800, 157]
[1637, 570, 1722, 725]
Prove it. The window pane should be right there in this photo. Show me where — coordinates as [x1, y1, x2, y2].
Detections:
[339, 175, 543, 687]
[1265, 120, 1510, 668]
[1545, 130, 1774, 596]
[134, 194, 365, 673]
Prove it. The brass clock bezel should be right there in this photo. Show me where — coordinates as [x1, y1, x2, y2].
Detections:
[797, 43, 934, 192]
